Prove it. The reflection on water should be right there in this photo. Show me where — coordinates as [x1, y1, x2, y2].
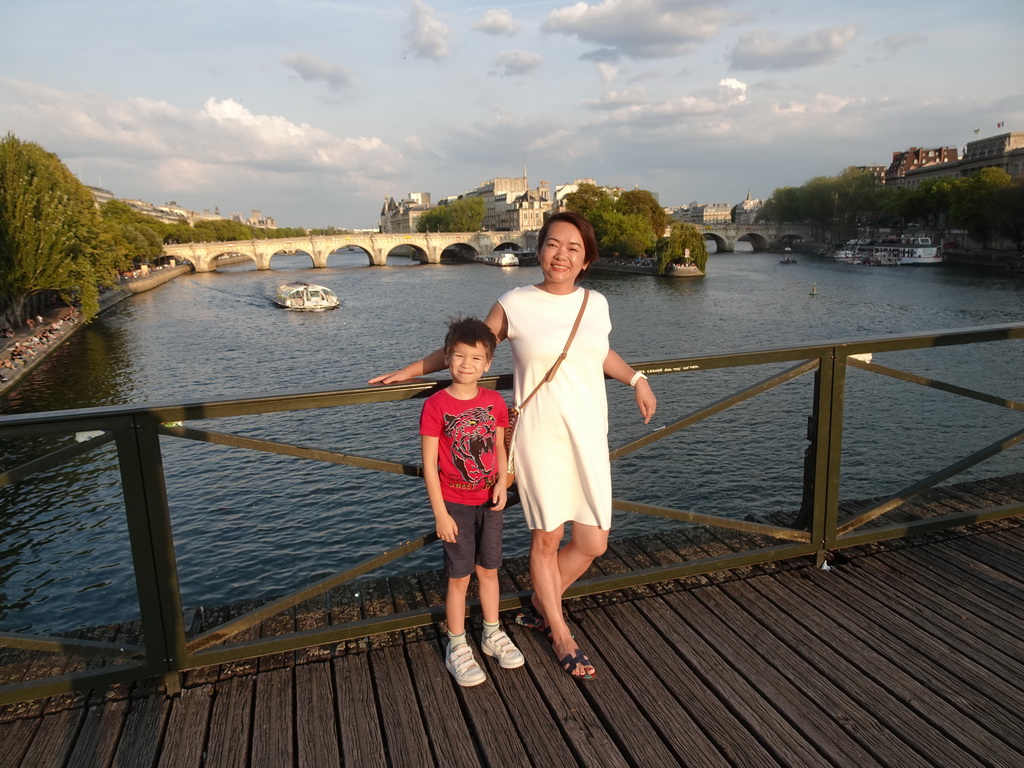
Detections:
[1, 251, 1022, 632]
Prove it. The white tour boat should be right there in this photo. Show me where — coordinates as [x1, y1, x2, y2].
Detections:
[870, 236, 943, 266]
[476, 252, 520, 267]
[273, 282, 340, 310]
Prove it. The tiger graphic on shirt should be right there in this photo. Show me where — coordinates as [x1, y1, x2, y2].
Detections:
[442, 404, 497, 489]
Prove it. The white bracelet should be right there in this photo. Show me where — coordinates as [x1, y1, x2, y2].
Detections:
[629, 371, 648, 387]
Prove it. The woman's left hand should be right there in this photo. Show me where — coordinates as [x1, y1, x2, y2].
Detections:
[634, 378, 656, 424]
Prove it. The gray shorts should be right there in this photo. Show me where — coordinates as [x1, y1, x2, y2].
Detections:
[442, 501, 504, 578]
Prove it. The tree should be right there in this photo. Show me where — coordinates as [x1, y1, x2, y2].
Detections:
[616, 189, 668, 239]
[656, 222, 709, 274]
[591, 209, 654, 260]
[948, 167, 1012, 248]
[415, 197, 484, 232]
[561, 183, 615, 221]
[0, 134, 129, 324]
[992, 177, 1024, 251]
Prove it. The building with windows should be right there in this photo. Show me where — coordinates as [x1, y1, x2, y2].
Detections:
[379, 192, 432, 233]
[886, 147, 960, 187]
[670, 202, 732, 225]
[894, 132, 1024, 189]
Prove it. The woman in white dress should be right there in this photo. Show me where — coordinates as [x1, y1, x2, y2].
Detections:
[371, 212, 656, 678]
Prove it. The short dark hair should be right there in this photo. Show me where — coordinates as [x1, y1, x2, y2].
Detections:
[444, 316, 497, 359]
[537, 211, 599, 279]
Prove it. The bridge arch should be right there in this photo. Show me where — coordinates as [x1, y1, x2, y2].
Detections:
[267, 249, 315, 269]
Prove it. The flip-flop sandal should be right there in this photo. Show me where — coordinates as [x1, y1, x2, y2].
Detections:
[514, 606, 553, 642]
[558, 648, 596, 680]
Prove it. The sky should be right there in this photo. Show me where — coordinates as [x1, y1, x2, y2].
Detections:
[2, 1, 1022, 229]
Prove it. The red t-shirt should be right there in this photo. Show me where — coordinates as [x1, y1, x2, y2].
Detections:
[419, 387, 509, 505]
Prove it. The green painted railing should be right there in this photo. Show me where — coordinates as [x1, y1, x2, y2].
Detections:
[1, 323, 1022, 704]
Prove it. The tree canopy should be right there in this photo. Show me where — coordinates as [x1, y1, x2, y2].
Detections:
[416, 196, 485, 232]
[0, 133, 130, 323]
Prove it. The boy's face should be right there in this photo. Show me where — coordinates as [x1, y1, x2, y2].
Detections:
[445, 341, 492, 385]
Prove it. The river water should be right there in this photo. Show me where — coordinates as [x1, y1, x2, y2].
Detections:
[2, 248, 1022, 633]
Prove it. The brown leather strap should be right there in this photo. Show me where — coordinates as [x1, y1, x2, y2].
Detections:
[518, 289, 589, 410]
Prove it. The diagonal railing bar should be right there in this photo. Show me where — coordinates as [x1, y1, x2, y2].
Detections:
[158, 424, 422, 477]
[0, 630, 145, 660]
[187, 531, 438, 652]
[836, 501, 1024, 549]
[613, 498, 812, 543]
[610, 359, 818, 460]
[837, 424, 1024, 535]
[848, 358, 1024, 412]
[0, 430, 115, 489]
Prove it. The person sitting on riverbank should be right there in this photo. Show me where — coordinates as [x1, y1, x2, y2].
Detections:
[419, 317, 523, 687]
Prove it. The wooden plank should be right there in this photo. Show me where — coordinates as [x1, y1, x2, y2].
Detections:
[578, 606, 731, 766]
[488, 625, 577, 767]
[405, 640, 487, 768]
[250, 667, 292, 768]
[295, 662, 340, 768]
[513, 627, 630, 768]
[778, 568, 1024, 756]
[747, 569, 1021, 766]
[0, 717, 40, 768]
[111, 694, 170, 768]
[372, 645, 431, 768]
[156, 685, 213, 768]
[677, 588, 889, 766]
[854, 552, 1024, 681]
[294, 594, 332, 664]
[333, 654, 385, 768]
[18, 707, 83, 768]
[632, 592, 837, 766]
[257, 611, 296, 673]
[66, 699, 129, 768]
[205, 675, 254, 768]
[817, 565, 1024, 718]
[718, 577, 986, 767]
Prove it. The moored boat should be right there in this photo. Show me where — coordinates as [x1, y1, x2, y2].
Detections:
[476, 252, 520, 267]
[871, 236, 943, 266]
[273, 282, 340, 310]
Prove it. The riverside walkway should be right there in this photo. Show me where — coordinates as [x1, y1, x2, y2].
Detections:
[1, 476, 1023, 767]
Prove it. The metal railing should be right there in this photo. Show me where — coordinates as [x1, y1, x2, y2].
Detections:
[1, 323, 1022, 704]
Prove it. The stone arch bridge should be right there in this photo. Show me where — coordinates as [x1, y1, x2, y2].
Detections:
[162, 231, 537, 273]
[700, 223, 814, 252]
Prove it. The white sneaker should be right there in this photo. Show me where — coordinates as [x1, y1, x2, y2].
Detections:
[481, 628, 525, 669]
[446, 642, 486, 687]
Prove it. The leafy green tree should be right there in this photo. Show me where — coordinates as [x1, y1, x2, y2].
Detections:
[100, 200, 165, 263]
[949, 167, 1011, 248]
[616, 189, 668, 239]
[656, 222, 708, 273]
[992, 177, 1024, 250]
[0, 133, 129, 324]
[415, 197, 485, 232]
[591, 209, 654, 259]
[756, 186, 802, 224]
[561, 183, 615, 222]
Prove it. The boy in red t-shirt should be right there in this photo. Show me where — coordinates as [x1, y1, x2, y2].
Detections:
[419, 317, 524, 686]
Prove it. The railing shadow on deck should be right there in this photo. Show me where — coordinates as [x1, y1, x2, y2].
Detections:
[1, 322, 1022, 705]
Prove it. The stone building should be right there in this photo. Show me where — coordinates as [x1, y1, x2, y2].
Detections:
[895, 132, 1024, 189]
[886, 146, 960, 188]
[379, 192, 432, 233]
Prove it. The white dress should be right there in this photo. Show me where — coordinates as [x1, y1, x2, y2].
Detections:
[498, 285, 612, 531]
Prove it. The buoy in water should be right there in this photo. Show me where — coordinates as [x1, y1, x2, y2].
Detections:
[810, 283, 818, 296]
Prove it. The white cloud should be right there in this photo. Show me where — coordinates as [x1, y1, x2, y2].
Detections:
[581, 87, 649, 110]
[280, 53, 353, 91]
[730, 25, 859, 71]
[405, 0, 451, 60]
[491, 50, 543, 77]
[543, 0, 735, 60]
[474, 9, 520, 36]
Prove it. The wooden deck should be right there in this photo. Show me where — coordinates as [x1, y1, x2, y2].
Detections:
[1, 514, 1023, 767]
[2, 467, 1024, 767]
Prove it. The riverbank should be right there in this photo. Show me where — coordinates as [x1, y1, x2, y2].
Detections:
[590, 259, 705, 277]
[0, 263, 192, 396]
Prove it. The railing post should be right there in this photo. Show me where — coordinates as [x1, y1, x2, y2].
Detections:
[807, 347, 846, 564]
[114, 414, 187, 693]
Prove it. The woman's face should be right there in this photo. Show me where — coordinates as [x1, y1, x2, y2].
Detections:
[538, 220, 586, 291]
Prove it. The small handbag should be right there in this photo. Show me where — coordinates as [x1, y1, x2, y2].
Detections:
[505, 289, 590, 487]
